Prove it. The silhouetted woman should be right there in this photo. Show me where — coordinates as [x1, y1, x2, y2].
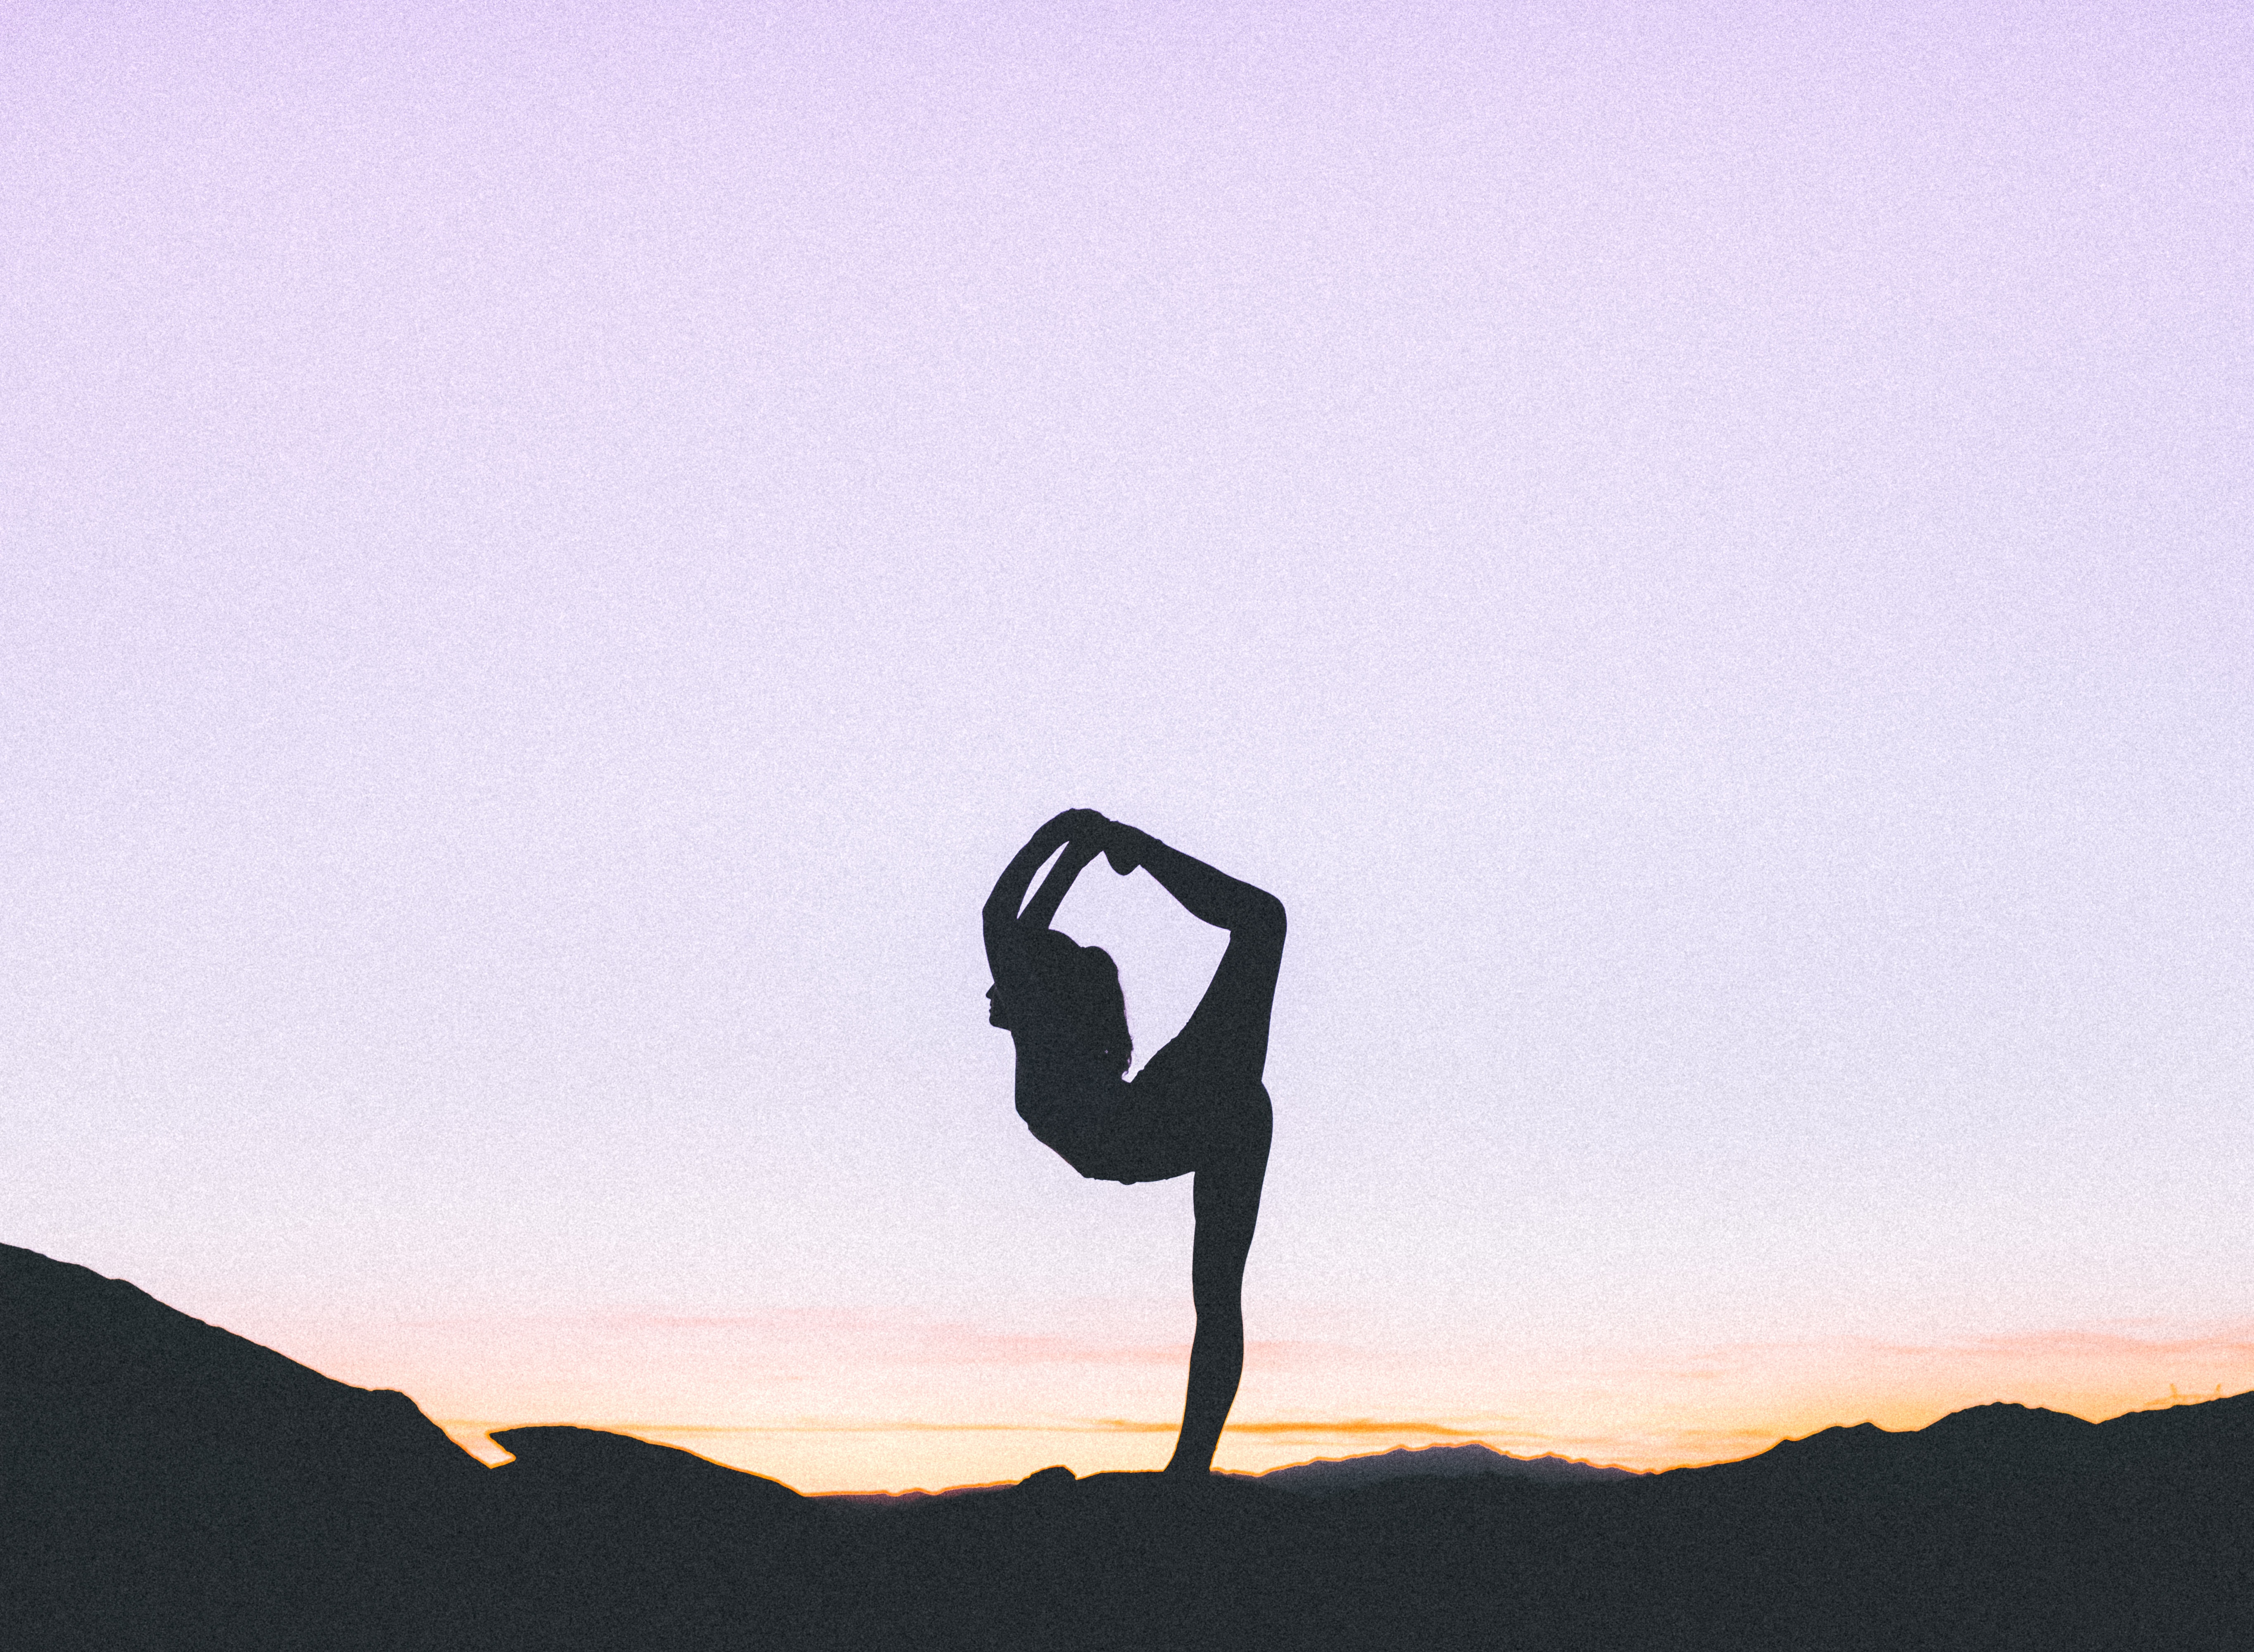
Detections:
[983, 808, 1284, 1475]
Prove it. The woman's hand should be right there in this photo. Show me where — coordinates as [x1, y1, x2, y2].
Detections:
[1019, 811, 1112, 930]
[1105, 823, 1156, 876]
[1043, 807, 1109, 843]
[990, 809, 1109, 938]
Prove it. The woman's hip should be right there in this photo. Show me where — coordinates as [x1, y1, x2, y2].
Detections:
[1078, 1076, 1269, 1185]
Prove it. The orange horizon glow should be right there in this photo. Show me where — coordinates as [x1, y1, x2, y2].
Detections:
[219, 1297, 2254, 1494]
[423, 1367, 2253, 1493]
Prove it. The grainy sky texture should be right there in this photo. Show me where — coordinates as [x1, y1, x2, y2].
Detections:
[7, 2, 2251, 1490]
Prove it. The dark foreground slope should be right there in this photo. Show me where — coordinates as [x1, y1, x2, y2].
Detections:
[2, 1244, 494, 1651]
[6, 1243, 2251, 1652]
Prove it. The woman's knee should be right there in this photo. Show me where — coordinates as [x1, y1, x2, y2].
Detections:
[1218, 1088, 1272, 1160]
[1237, 890, 1286, 943]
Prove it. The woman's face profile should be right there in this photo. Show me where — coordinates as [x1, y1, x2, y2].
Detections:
[986, 983, 1013, 1028]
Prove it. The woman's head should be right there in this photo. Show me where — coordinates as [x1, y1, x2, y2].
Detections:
[995, 928, 1132, 1076]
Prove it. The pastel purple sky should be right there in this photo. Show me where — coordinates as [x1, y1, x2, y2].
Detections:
[7, 2, 2250, 1488]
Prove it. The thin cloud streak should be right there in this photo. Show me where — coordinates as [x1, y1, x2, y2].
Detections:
[396, 1308, 1341, 1368]
[438, 1415, 1789, 1449]
[406, 1311, 2254, 1368]
[440, 1415, 1523, 1437]
[444, 1419, 1069, 1436]
[1688, 1323, 2254, 1364]
[1910, 1326, 2254, 1361]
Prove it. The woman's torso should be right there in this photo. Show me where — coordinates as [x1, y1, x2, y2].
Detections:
[1014, 1035, 1264, 1184]
[1012, 1036, 1129, 1166]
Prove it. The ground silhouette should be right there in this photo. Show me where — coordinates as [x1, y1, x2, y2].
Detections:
[7, 1243, 2251, 1650]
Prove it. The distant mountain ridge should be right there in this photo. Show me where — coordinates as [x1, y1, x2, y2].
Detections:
[813, 1398, 2254, 1505]
[1664, 1391, 2254, 1487]
[815, 1440, 1639, 1509]
[1247, 1440, 1641, 1492]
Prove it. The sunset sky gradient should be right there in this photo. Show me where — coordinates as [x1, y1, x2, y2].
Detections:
[7, 0, 2251, 1490]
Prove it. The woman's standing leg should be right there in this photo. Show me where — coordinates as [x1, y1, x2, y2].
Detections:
[1105, 821, 1286, 1474]
[1164, 1094, 1273, 1475]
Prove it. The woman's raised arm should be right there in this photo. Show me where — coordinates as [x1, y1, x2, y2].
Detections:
[983, 809, 1107, 977]
[1020, 835, 1104, 931]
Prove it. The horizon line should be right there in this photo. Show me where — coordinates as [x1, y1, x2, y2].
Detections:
[438, 1415, 1553, 1438]
[436, 1383, 2247, 1452]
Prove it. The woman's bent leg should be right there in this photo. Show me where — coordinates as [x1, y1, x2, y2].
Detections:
[1164, 1097, 1273, 1474]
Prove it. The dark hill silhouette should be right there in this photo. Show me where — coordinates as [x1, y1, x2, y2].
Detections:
[484, 1427, 822, 1651]
[2, 1242, 490, 1651]
[7, 1242, 2252, 1651]
[493, 1423, 807, 1516]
